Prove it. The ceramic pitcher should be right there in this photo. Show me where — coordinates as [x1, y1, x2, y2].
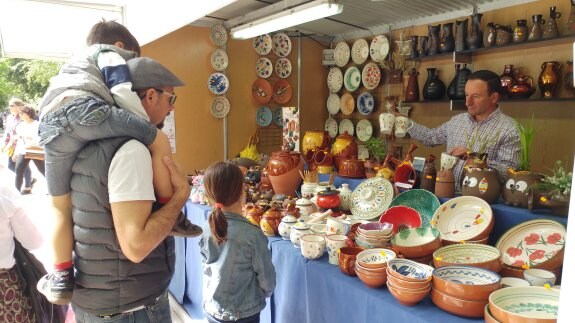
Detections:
[538, 61, 562, 98]
[543, 6, 561, 39]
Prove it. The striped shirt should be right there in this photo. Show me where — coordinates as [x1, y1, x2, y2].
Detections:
[408, 108, 520, 188]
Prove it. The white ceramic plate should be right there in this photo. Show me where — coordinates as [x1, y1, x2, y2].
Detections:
[344, 66, 361, 92]
[210, 49, 228, 72]
[339, 93, 354, 115]
[210, 24, 228, 46]
[350, 177, 395, 220]
[339, 118, 354, 136]
[431, 196, 493, 242]
[334, 41, 350, 67]
[327, 93, 340, 115]
[327, 67, 343, 93]
[324, 117, 338, 138]
[362, 62, 381, 90]
[207, 72, 229, 95]
[356, 92, 375, 115]
[210, 96, 230, 118]
[369, 35, 390, 62]
[272, 33, 291, 57]
[357, 144, 369, 160]
[275, 58, 292, 78]
[256, 106, 272, 127]
[355, 119, 373, 142]
[351, 38, 369, 65]
[255, 57, 273, 78]
[252, 34, 272, 55]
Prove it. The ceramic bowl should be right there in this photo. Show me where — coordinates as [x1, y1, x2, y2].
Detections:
[391, 227, 442, 258]
[431, 196, 494, 243]
[300, 234, 325, 260]
[484, 304, 501, 323]
[338, 246, 363, 276]
[431, 288, 487, 318]
[355, 260, 387, 274]
[356, 248, 396, 269]
[432, 265, 502, 301]
[488, 286, 560, 323]
[433, 243, 502, 273]
[354, 235, 388, 249]
[523, 268, 556, 287]
[386, 270, 432, 290]
[355, 265, 387, 288]
[388, 189, 441, 228]
[501, 277, 530, 288]
[357, 221, 394, 236]
[387, 280, 431, 306]
[440, 235, 489, 246]
[386, 258, 433, 282]
[378, 206, 422, 234]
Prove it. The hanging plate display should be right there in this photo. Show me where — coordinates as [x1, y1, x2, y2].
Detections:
[210, 96, 230, 119]
[210, 24, 228, 46]
[252, 78, 272, 104]
[334, 41, 351, 67]
[324, 117, 338, 138]
[275, 58, 292, 78]
[356, 119, 373, 142]
[362, 62, 381, 90]
[256, 106, 273, 127]
[357, 92, 375, 115]
[327, 93, 340, 115]
[253, 34, 272, 55]
[255, 57, 273, 78]
[369, 35, 390, 62]
[210, 49, 228, 72]
[273, 107, 283, 127]
[327, 67, 343, 93]
[272, 33, 292, 57]
[208, 72, 229, 95]
[351, 38, 369, 65]
[340, 93, 355, 115]
[339, 118, 354, 136]
[344, 66, 361, 92]
[273, 79, 292, 104]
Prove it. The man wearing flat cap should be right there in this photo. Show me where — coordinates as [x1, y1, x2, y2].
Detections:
[69, 57, 188, 322]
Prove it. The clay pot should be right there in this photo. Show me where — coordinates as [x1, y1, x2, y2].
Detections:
[267, 150, 302, 176]
[528, 14, 545, 41]
[404, 68, 420, 103]
[268, 156, 304, 196]
[467, 13, 483, 49]
[542, 6, 561, 39]
[484, 22, 496, 47]
[420, 154, 437, 193]
[243, 203, 264, 225]
[499, 64, 518, 96]
[331, 131, 358, 170]
[438, 22, 455, 53]
[461, 168, 501, 204]
[422, 68, 446, 101]
[338, 157, 366, 179]
[512, 19, 528, 43]
[301, 130, 330, 155]
[316, 189, 341, 209]
[260, 205, 283, 236]
[447, 64, 471, 100]
[435, 169, 455, 198]
[495, 24, 513, 45]
[508, 74, 536, 99]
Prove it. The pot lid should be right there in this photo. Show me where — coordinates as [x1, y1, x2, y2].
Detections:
[293, 221, 310, 230]
[282, 215, 298, 223]
[317, 189, 340, 196]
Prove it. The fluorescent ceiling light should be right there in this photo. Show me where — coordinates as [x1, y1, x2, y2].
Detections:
[230, 0, 343, 40]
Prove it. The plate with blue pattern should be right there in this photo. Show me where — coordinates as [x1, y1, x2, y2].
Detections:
[357, 92, 375, 115]
[256, 106, 273, 127]
[273, 107, 283, 127]
[208, 73, 229, 95]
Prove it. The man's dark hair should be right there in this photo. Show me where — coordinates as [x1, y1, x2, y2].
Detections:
[467, 70, 503, 95]
[86, 19, 141, 56]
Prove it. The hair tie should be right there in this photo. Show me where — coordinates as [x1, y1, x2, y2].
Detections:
[214, 203, 223, 209]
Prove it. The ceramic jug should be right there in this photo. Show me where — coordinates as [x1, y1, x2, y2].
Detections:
[461, 167, 501, 204]
[447, 64, 471, 100]
[422, 68, 446, 101]
[467, 13, 483, 49]
[528, 14, 545, 41]
[267, 150, 301, 176]
[409, 35, 419, 59]
[338, 183, 352, 211]
[566, 0, 575, 35]
[260, 205, 283, 236]
[428, 24, 441, 55]
[538, 61, 562, 98]
[439, 22, 455, 53]
[543, 6, 561, 39]
[454, 18, 468, 52]
[508, 74, 536, 99]
[420, 154, 437, 193]
[435, 169, 455, 198]
[243, 203, 264, 225]
[332, 131, 358, 170]
[405, 68, 420, 102]
[500, 64, 518, 96]
[419, 36, 429, 57]
[302, 130, 330, 155]
[513, 19, 529, 43]
[495, 24, 513, 45]
[484, 22, 497, 47]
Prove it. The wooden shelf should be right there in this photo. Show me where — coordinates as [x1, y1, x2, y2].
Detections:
[406, 97, 575, 110]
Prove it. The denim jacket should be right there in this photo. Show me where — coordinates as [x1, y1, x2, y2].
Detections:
[199, 212, 276, 321]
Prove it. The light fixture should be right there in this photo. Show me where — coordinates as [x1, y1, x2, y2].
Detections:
[230, 0, 343, 39]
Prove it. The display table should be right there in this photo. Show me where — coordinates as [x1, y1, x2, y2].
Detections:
[170, 197, 567, 322]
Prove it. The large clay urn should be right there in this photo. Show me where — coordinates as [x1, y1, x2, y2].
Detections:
[422, 68, 446, 101]
[538, 61, 562, 98]
[447, 64, 471, 100]
[302, 130, 330, 155]
[503, 170, 544, 208]
[267, 150, 304, 196]
[461, 167, 501, 204]
[331, 131, 358, 170]
[260, 205, 283, 236]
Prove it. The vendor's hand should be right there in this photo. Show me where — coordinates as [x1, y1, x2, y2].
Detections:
[448, 146, 468, 158]
[162, 156, 191, 204]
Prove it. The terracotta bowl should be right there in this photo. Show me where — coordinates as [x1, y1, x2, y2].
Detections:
[387, 280, 431, 306]
[355, 260, 387, 274]
[386, 258, 433, 283]
[386, 270, 432, 290]
[488, 286, 560, 323]
[432, 265, 502, 301]
[440, 235, 489, 246]
[431, 196, 494, 243]
[484, 304, 501, 323]
[355, 265, 387, 288]
[433, 243, 502, 273]
[356, 248, 396, 269]
[338, 246, 363, 276]
[391, 227, 442, 258]
[431, 288, 487, 318]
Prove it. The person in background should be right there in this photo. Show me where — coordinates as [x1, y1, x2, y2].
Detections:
[1, 98, 34, 193]
[0, 162, 43, 322]
[200, 161, 276, 323]
[406, 69, 520, 188]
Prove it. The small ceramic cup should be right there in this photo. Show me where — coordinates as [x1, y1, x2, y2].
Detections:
[523, 268, 557, 287]
[394, 116, 410, 138]
[326, 217, 351, 236]
[300, 234, 326, 260]
[379, 112, 395, 135]
[440, 152, 459, 171]
[338, 246, 364, 276]
[326, 234, 349, 265]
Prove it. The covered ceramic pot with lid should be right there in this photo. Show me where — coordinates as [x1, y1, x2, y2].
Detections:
[290, 221, 311, 248]
[278, 215, 298, 240]
[302, 130, 331, 155]
[295, 197, 316, 217]
[338, 157, 366, 179]
[316, 189, 341, 210]
[331, 131, 358, 169]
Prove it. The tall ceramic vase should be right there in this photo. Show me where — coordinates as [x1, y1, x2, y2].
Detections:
[405, 68, 420, 102]
[447, 64, 471, 100]
[439, 22, 455, 53]
[467, 13, 483, 49]
[422, 68, 446, 101]
[538, 61, 562, 98]
[428, 24, 441, 55]
[454, 18, 468, 52]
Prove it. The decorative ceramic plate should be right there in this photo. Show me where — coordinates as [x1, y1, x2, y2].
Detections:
[210, 96, 230, 119]
[495, 219, 566, 268]
[275, 58, 292, 78]
[389, 189, 440, 228]
[369, 34, 390, 62]
[338, 118, 354, 136]
[387, 258, 434, 280]
[272, 79, 292, 104]
[378, 206, 422, 234]
[355, 119, 373, 142]
[489, 287, 560, 321]
[357, 144, 369, 160]
[252, 78, 272, 104]
[344, 66, 361, 92]
[350, 177, 394, 220]
[324, 117, 338, 138]
[350, 39, 367, 65]
[252, 34, 272, 55]
[210, 24, 228, 46]
[255, 57, 273, 78]
[431, 196, 494, 242]
[273, 107, 283, 127]
[327, 93, 340, 115]
[334, 41, 351, 67]
[356, 92, 375, 115]
[207, 72, 229, 95]
[327, 67, 343, 93]
[272, 33, 291, 57]
[362, 62, 381, 90]
[340, 93, 355, 115]
[433, 244, 501, 268]
[210, 49, 228, 72]
[256, 106, 272, 127]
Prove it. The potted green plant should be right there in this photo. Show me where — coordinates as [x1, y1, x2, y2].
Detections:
[464, 128, 500, 168]
[363, 136, 387, 178]
[531, 160, 572, 216]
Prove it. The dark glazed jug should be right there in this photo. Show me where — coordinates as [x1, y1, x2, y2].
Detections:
[513, 19, 528, 43]
[543, 6, 561, 39]
[484, 22, 497, 47]
[455, 18, 468, 52]
[508, 75, 536, 99]
[447, 64, 471, 100]
[439, 22, 455, 53]
[428, 24, 441, 55]
[423, 68, 446, 101]
[538, 61, 562, 98]
[409, 35, 419, 59]
[419, 36, 429, 57]
[405, 68, 420, 102]
[467, 13, 483, 49]
[528, 14, 545, 41]
[499, 64, 518, 97]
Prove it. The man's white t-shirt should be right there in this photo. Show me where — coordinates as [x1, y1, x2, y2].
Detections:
[108, 140, 155, 203]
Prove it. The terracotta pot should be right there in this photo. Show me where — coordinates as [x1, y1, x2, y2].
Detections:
[435, 169, 455, 198]
[538, 61, 562, 98]
[461, 168, 501, 204]
[260, 205, 283, 236]
[331, 132, 358, 170]
[268, 157, 304, 196]
[502, 170, 543, 208]
[267, 150, 302, 176]
[508, 74, 536, 99]
[464, 152, 488, 169]
[301, 130, 330, 155]
[243, 203, 264, 225]
[338, 157, 366, 178]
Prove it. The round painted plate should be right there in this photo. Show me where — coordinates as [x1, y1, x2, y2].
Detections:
[340, 93, 355, 115]
[210, 96, 230, 119]
[355, 119, 373, 142]
[495, 219, 566, 268]
[208, 72, 229, 95]
[273, 79, 292, 104]
[357, 92, 375, 115]
[389, 189, 440, 228]
[256, 106, 273, 127]
[379, 206, 422, 234]
[327, 67, 343, 93]
[272, 33, 291, 57]
[275, 58, 292, 78]
[338, 118, 354, 136]
[344, 66, 361, 92]
[369, 34, 390, 62]
[351, 38, 369, 65]
[431, 196, 494, 242]
[324, 117, 338, 138]
[256, 57, 273, 78]
[210, 24, 228, 46]
[334, 41, 350, 67]
[362, 62, 381, 90]
[210, 49, 228, 71]
[273, 107, 283, 127]
[252, 78, 272, 104]
[253, 34, 272, 55]
[350, 177, 395, 220]
[327, 93, 340, 115]
[357, 144, 369, 160]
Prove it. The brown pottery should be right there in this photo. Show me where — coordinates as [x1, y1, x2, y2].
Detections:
[461, 167, 501, 204]
[331, 131, 357, 169]
[502, 170, 543, 208]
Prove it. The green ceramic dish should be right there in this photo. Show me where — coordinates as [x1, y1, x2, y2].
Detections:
[388, 189, 440, 227]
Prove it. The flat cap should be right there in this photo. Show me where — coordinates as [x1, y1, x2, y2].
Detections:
[128, 57, 185, 89]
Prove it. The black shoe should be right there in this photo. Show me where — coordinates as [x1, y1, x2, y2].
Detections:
[21, 188, 32, 195]
[169, 212, 203, 238]
[37, 268, 74, 305]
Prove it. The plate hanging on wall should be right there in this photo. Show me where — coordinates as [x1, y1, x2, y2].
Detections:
[339, 118, 354, 136]
[324, 117, 338, 138]
[252, 78, 272, 104]
[256, 106, 273, 127]
[357, 92, 375, 115]
[362, 62, 381, 90]
[351, 38, 369, 65]
[210, 24, 228, 46]
[210, 49, 228, 72]
[273, 79, 292, 104]
[356, 119, 373, 142]
[273, 107, 283, 127]
[334, 41, 350, 67]
[208, 72, 229, 95]
[210, 96, 230, 119]
[272, 33, 292, 57]
[327, 93, 340, 115]
[327, 67, 343, 93]
[275, 58, 292, 78]
[369, 35, 390, 63]
[256, 57, 273, 78]
[344, 66, 361, 92]
[253, 34, 272, 55]
[340, 93, 355, 116]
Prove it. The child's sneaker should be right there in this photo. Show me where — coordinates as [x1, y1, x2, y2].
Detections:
[37, 268, 73, 305]
[169, 211, 203, 237]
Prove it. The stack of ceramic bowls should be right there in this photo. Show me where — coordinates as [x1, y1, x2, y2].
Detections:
[390, 227, 442, 264]
[431, 266, 502, 318]
[386, 258, 433, 306]
[433, 243, 503, 273]
[354, 222, 394, 249]
[488, 286, 560, 322]
[354, 248, 396, 288]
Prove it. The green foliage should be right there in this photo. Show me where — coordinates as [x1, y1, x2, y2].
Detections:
[514, 114, 536, 171]
[465, 128, 500, 154]
[364, 136, 386, 162]
[532, 161, 573, 201]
